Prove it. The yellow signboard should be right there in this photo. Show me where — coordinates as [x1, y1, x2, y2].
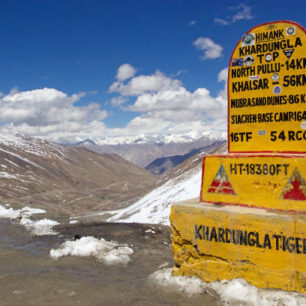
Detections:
[200, 154, 306, 212]
[228, 21, 306, 153]
[171, 199, 306, 293]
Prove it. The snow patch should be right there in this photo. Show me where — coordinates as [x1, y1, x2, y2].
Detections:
[150, 268, 205, 297]
[50, 236, 134, 265]
[0, 172, 17, 179]
[0, 204, 58, 235]
[149, 268, 306, 305]
[0, 130, 65, 159]
[145, 229, 155, 234]
[0, 205, 21, 219]
[107, 168, 202, 225]
[20, 217, 59, 235]
[0, 147, 45, 171]
[69, 220, 79, 224]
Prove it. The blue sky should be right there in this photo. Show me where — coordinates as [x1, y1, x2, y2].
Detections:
[0, 0, 305, 140]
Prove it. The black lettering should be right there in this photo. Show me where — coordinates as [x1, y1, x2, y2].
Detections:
[210, 227, 217, 242]
[230, 164, 237, 175]
[218, 228, 225, 242]
[287, 237, 295, 253]
[296, 238, 302, 254]
[263, 234, 272, 249]
[283, 164, 289, 175]
[256, 232, 263, 248]
[237, 230, 248, 245]
[248, 232, 256, 246]
[273, 234, 281, 250]
[195, 225, 202, 239]
[203, 226, 209, 240]
[283, 236, 286, 251]
[225, 228, 231, 243]
[295, 37, 302, 47]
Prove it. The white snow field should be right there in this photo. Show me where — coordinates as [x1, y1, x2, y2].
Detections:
[107, 168, 202, 225]
[150, 268, 306, 306]
[0, 204, 59, 235]
[50, 236, 134, 265]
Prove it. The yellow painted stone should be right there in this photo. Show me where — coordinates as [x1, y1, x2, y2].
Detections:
[200, 154, 306, 212]
[170, 199, 306, 293]
[228, 21, 306, 153]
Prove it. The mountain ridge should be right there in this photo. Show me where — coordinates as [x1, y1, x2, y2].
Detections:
[59, 131, 227, 168]
[0, 132, 157, 217]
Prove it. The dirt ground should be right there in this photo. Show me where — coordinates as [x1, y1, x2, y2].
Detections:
[0, 219, 220, 306]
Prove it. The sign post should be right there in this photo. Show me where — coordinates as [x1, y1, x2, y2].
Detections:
[228, 21, 306, 153]
[171, 21, 306, 293]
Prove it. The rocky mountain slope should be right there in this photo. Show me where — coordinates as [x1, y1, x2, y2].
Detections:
[0, 133, 156, 216]
[100, 142, 228, 225]
[145, 141, 225, 175]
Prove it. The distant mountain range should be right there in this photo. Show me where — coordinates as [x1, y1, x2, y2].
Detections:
[52, 130, 226, 146]
[0, 132, 156, 216]
[55, 131, 227, 168]
[145, 142, 225, 175]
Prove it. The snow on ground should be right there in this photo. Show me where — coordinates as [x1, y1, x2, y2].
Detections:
[106, 168, 202, 225]
[0, 172, 18, 179]
[0, 147, 46, 171]
[0, 204, 59, 235]
[150, 268, 306, 305]
[0, 205, 22, 219]
[69, 219, 79, 224]
[20, 217, 59, 235]
[50, 236, 134, 265]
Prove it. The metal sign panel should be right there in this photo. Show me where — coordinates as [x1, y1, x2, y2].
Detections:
[228, 21, 306, 153]
[200, 154, 306, 212]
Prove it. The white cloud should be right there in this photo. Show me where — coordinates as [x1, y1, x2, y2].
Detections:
[123, 86, 226, 133]
[109, 68, 228, 135]
[231, 4, 253, 23]
[109, 70, 181, 96]
[218, 67, 228, 83]
[214, 18, 230, 26]
[109, 66, 226, 134]
[1, 66, 228, 141]
[215, 3, 253, 26]
[89, 90, 98, 95]
[193, 37, 223, 60]
[0, 88, 107, 138]
[111, 96, 127, 106]
[217, 67, 228, 100]
[189, 20, 196, 26]
[116, 63, 136, 81]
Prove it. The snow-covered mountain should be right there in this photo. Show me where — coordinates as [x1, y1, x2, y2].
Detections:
[56, 131, 227, 168]
[102, 142, 228, 225]
[0, 129, 66, 159]
[52, 130, 227, 146]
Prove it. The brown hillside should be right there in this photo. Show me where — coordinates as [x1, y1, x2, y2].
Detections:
[0, 134, 156, 217]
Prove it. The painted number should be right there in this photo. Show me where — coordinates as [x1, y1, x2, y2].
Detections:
[283, 74, 306, 87]
[270, 130, 306, 141]
[230, 132, 252, 142]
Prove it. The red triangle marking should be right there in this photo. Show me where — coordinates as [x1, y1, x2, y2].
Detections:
[281, 168, 306, 201]
[207, 164, 236, 195]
